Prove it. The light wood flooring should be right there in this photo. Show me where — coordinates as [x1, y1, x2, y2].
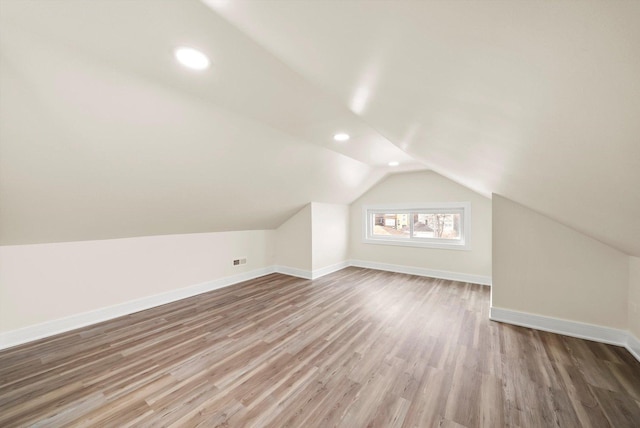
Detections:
[1, 267, 639, 427]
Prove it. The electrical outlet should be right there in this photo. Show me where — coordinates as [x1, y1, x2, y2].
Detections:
[240, 258, 247, 265]
[233, 259, 240, 266]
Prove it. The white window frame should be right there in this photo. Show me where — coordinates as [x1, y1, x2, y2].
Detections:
[362, 202, 471, 251]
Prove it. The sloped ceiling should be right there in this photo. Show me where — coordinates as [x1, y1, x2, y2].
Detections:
[0, 0, 421, 245]
[207, 0, 640, 257]
[1, 1, 639, 258]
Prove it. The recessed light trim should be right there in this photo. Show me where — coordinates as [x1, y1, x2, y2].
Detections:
[333, 133, 350, 142]
[175, 47, 210, 70]
[388, 161, 400, 167]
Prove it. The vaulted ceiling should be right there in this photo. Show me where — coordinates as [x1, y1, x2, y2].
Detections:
[1, 0, 639, 256]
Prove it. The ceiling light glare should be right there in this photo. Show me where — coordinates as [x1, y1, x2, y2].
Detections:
[175, 47, 210, 70]
[388, 161, 400, 167]
[333, 133, 350, 142]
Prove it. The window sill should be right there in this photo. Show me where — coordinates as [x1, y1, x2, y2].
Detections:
[362, 238, 471, 251]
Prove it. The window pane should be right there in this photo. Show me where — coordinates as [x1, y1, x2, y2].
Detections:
[413, 213, 461, 239]
[364, 204, 469, 250]
[371, 213, 410, 238]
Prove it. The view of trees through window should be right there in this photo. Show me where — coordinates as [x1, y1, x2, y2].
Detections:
[372, 212, 461, 240]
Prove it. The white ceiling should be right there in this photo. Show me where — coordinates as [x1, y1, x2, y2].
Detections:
[0, 0, 421, 245]
[1, 0, 639, 257]
[208, 0, 640, 256]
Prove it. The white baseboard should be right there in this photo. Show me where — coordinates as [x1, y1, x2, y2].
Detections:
[274, 265, 312, 280]
[490, 307, 640, 363]
[348, 259, 492, 286]
[275, 261, 350, 280]
[626, 333, 640, 362]
[311, 261, 350, 280]
[0, 266, 275, 351]
[0, 260, 490, 350]
[3, 262, 637, 364]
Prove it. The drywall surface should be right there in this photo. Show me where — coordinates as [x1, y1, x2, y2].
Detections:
[0, 230, 275, 333]
[311, 202, 349, 270]
[630, 257, 640, 338]
[349, 171, 492, 278]
[0, 9, 387, 246]
[275, 204, 312, 271]
[492, 194, 628, 329]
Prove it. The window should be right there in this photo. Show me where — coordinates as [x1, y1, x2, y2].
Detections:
[363, 202, 471, 250]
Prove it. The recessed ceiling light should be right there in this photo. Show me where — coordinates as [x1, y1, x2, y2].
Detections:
[388, 161, 400, 167]
[174, 47, 210, 70]
[333, 133, 350, 142]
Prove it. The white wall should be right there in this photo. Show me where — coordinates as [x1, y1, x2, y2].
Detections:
[0, 230, 275, 334]
[630, 257, 640, 338]
[275, 204, 312, 271]
[492, 194, 629, 329]
[0, 13, 387, 246]
[349, 171, 492, 280]
[275, 202, 349, 276]
[311, 202, 349, 271]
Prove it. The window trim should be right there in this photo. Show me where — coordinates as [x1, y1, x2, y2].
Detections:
[362, 202, 471, 251]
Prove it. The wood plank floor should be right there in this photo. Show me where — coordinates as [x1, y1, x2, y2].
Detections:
[1, 267, 639, 427]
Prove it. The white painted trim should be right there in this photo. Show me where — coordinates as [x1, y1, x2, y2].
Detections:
[349, 259, 491, 286]
[489, 307, 627, 345]
[0, 261, 491, 350]
[274, 265, 312, 280]
[490, 307, 640, 363]
[311, 261, 350, 280]
[0, 267, 275, 351]
[362, 202, 472, 251]
[275, 262, 350, 280]
[626, 332, 640, 362]
[4, 262, 637, 364]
